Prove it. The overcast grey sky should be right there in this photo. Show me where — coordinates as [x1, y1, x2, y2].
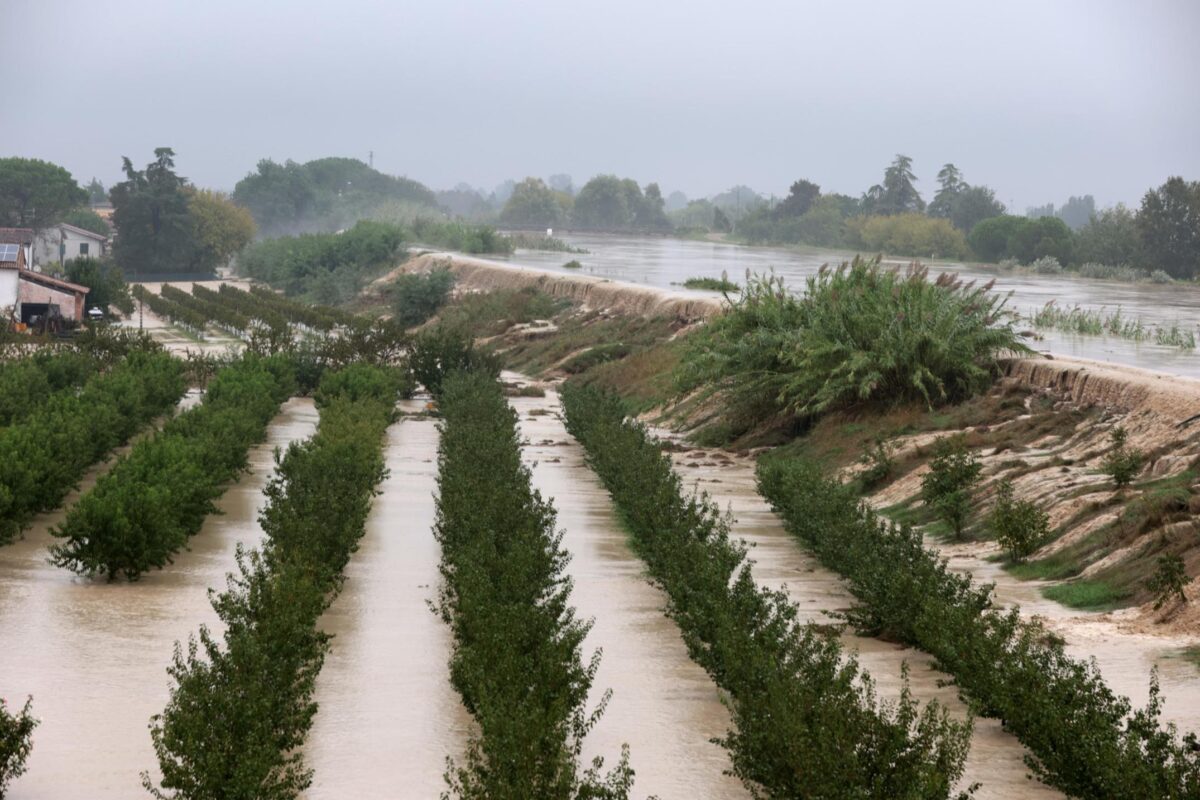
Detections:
[4, 0, 1198, 210]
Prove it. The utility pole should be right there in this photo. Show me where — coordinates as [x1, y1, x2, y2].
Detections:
[369, 150, 374, 169]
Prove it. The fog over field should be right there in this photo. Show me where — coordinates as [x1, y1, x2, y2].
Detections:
[3, 0, 1198, 208]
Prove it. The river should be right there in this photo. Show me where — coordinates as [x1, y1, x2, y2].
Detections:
[498, 233, 1200, 379]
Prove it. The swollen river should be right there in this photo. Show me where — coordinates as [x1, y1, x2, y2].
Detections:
[497, 233, 1200, 379]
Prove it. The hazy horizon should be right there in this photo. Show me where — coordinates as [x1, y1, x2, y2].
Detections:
[4, 0, 1198, 211]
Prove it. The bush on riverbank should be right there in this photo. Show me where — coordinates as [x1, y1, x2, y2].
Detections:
[679, 256, 1029, 440]
[390, 265, 455, 328]
[0, 696, 37, 797]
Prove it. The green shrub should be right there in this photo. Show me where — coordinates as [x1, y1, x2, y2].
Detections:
[757, 456, 1200, 798]
[989, 480, 1049, 561]
[858, 438, 895, 490]
[0, 350, 98, 427]
[1101, 427, 1145, 488]
[679, 256, 1028, 434]
[0, 696, 37, 797]
[682, 275, 739, 292]
[921, 436, 981, 539]
[390, 266, 455, 328]
[1029, 256, 1063, 275]
[1148, 554, 1189, 611]
[238, 219, 406, 297]
[562, 259, 582, 269]
[560, 343, 631, 374]
[563, 384, 971, 799]
[408, 325, 499, 398]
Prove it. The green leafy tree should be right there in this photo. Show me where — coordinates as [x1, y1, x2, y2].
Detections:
[1147, 553, 1189, 611]
[1075, 205, 1143, 266]
[86, 178, 107, 205]
[774, 179, 820, 219]
[988, 479, 1049, 561]
[636, 182, 670, 229]
[391, 266, 456, 327]
[65, 257, 133, 315]
[0, 696, 37, 797]
[949, 185, 1005, 233]
[865, 154, 925, 216]
[0, 157, 87, 233]
[499, 177, 565, 227]
[110, 148, 197, 275]
[573, 175, 635, 229]
[921, 436, 981, 538]
[186, 188, 256, 272]
[928, 163, 964, 219]
[968, 215, 1025, 262]
[1138, 177, 1200, 279]
[1057, 195, 1096, 230]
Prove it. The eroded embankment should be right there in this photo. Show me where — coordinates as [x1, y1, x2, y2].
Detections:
[375, 252, 724, 322]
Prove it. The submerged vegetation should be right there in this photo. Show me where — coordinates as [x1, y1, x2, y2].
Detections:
[1028, 301, 1197, 349]
[679, 256, 1028, 441]
[0, 696, 36, 797]
[681, 275, 739, 292]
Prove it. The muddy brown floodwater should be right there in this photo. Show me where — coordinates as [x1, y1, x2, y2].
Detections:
[0, 397, 317, 798]
[304, 406, 471, 798]
[512, 389, 750, 799]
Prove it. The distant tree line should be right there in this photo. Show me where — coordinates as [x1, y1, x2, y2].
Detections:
[496, 174, 671, 232]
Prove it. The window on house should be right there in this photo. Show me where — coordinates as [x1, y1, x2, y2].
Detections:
[79, 243, 89, 256]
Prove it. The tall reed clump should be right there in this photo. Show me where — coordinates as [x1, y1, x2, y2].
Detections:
[679, 256, 1028, 437]
[561, 383, 973, 799]
[435, 371, 632, 799]
[50, 355, 296, 580]
[0, 350, 186, 545]
[757, 457, 1200, 799]
[143, 364, 399, 799]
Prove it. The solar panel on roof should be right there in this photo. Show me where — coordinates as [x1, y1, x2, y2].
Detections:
[0, 244, 18, 261]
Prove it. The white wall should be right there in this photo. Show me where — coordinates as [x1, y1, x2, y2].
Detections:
[0, 270, 19, 314]
[33, 228, 106, 267]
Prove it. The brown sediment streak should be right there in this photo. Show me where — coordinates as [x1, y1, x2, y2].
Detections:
[377, 252, 725, 322]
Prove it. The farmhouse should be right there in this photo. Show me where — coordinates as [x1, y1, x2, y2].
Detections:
[35, 223, 109, 267]
[0, 228, 90, 324]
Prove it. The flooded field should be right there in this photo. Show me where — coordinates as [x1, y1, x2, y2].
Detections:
[500, 234, 1200, 379]
[0, 398, 318, 797]
[515, 384, 1060, 798]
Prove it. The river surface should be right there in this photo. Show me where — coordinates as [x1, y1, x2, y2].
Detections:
[499, 234, 1200, 379]
[0, 398, 318, 798]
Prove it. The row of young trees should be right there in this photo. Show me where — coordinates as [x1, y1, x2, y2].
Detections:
[49, 355, 296, 580]
[561, 383, 973, 799]
[434, 370, 633, 798]
[755, 458, 1200, 799]
[130, 285, 210, 337]
[0, 349, 185, 545]
[144, 364, 400, 798]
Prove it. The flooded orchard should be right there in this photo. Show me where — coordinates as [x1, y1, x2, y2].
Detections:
[0, 398, 317, 797]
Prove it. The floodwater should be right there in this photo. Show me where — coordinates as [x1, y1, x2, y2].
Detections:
[499, 233, 1200, 379]
[0, 397, 318, 798]
[305, 407, 471, 797]
[513, 389, 750, 799]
